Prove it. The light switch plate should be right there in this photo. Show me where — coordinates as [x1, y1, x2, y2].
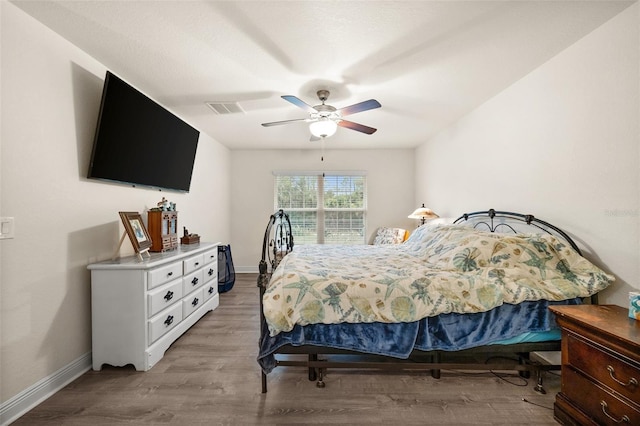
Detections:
[0, 217, 15, 239]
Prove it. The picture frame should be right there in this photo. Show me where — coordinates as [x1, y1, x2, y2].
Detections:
[118, 211, 152, 255]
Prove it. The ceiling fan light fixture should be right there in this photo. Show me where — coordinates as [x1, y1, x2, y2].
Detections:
[309, 118, 337, 138]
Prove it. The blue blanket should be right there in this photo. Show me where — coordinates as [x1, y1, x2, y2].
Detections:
[257, 298, 581, 373]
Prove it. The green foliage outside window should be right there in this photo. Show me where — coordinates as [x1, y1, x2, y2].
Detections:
[275, 174, 366, 244]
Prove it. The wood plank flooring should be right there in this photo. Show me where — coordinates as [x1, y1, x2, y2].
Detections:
[14, 274, 561, 425]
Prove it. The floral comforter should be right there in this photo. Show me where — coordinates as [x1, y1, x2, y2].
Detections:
[262, 224, 614, 336]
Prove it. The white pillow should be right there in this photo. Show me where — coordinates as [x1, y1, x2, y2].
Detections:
[373, 227, 407, 245]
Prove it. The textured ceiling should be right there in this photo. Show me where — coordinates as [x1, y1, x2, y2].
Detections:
[11, 0, 634, 150]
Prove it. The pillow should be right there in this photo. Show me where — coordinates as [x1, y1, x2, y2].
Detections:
[373, 227, 407, 245]
[404, 222, 446, 246]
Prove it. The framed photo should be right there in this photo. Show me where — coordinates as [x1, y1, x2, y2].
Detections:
[119, 211, 152, 254]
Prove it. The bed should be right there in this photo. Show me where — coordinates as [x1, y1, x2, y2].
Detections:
[256, 209, 614, 393]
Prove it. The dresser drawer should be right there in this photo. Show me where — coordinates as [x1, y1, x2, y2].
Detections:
[183, 287, 205, 318]
[183, 254, 205, 274]
[183, 268, 204, 294]
[567, 333, 640, 403]
[203, 248, 218, 266]
[564, 366, 640, 425]
[148, 262, 182, 289]
[203, 281, 217, 301]
[203, 263, 217, 284]
[148, 279, 183, 318]
[148, 303, 183, 345]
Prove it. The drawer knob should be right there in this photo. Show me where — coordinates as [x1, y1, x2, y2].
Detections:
[194, 262, 200, 267]
[192, 297, 199, 307]
[208, 268, 214, 276]
[208, 286, 214, 294]
[167, 272, 173, 277]
[164, 291, 174, 301]
[600, 401, 630, 423]
[607, 365, 639, 387]
[191, 277, 199, 286]
[164, 315, 174, 326]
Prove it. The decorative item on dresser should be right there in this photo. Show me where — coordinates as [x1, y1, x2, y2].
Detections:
[181, 226, 200, 245]
[550, 305, 640, 425]
[89, 242, 220, 371]
[147, 198, 179, 252]
[147, 209, 178, 252]
[116, 211, 152, 261]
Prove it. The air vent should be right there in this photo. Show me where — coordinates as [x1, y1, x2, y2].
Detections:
[205, 101, 245, 115]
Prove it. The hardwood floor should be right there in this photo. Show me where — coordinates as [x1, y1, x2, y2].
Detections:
[14, 274, 561, 425]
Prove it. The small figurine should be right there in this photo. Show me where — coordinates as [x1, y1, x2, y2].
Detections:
[157, 197, 169, 211]
[155, 197, 177, 211]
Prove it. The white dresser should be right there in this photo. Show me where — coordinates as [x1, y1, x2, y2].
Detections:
[88, 242, 219, 371]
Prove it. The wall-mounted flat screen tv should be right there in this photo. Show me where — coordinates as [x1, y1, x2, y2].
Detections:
[88, 71, 199, 193]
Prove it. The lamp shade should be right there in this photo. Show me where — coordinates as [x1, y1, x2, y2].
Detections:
[408, 204, 439, 224]
[309, 118, 337, 138]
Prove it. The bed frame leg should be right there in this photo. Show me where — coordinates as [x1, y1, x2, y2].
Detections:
[534, 368, 546, 394]
[316, 368, 326, 388]
[517, 353, 531, 379]
[308, 354, 318, 381]
[309, 354, 326, 388]
[431, 352, 441, 379]
[261, 371, 268, 393]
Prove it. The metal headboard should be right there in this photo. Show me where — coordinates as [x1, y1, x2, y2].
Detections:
[257, 209, 294, 286]
[453, 208, 582, 256]
[257, 210, 294, 341]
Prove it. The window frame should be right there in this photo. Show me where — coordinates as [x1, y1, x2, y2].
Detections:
[273, 171, 367, 245]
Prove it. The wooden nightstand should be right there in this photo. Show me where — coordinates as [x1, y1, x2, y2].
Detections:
[549, 305, 640, 425]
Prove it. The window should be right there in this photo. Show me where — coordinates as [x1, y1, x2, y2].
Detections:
[275, 173, 367, 244]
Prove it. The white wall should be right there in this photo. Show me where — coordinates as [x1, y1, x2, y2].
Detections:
[415, 4, 639, 307]
[230, 149, 416, 271]
[1, 2, 230, 405]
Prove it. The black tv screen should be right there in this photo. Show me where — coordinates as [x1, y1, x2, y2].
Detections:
[88, 71, 199, 192]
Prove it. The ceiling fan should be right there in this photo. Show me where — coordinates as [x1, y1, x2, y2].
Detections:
[261, 90, 381, 140]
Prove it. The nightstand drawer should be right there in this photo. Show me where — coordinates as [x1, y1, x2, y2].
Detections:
[564, 366, 640, 425]
[567, 332, 640, 403]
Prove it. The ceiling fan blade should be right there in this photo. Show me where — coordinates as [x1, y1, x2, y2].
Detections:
[281, 95, 317, 113]
[261, 118, 310, 127]
[337, 99, 381, 116]
[310, 135, 322, 142]
[337, 120, 377, 135]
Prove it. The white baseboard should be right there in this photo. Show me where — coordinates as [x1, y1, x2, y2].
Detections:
[235, 266, 258, 273]
[0, 352, 91, 425]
